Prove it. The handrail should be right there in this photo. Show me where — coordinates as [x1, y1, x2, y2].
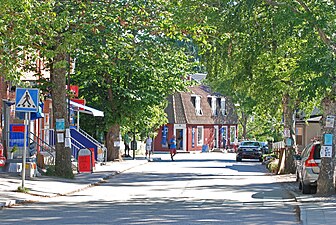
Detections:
[78, 128, 102, 147]
[78, 128, 107, 163]
[29, 132, 55, 153]
[70, 136, 86, 159]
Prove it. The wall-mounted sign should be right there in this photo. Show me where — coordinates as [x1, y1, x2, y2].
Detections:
[284, 128, 290, 138]
[324, 134, 333, 145]
[56, 118, 65, 132]
[326, 115, 335, 128]
[285, 138, 293, 147]
[321, 145, 332, 158]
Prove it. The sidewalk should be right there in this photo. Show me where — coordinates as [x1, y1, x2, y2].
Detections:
[0, 156, 149, 208]
[277, 174, 336, 225]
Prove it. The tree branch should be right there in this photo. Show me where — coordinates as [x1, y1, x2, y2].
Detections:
[263, 0, 300, 13]
[263, 0, 336, 54]
[295, 0, 336, 54]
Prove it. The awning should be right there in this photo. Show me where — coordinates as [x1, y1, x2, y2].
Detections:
[68, 100, 104, 117]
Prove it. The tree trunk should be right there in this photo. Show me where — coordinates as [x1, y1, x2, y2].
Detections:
[106, 123, 122, 161]
[240, 111, 248, 140]
[282, 93, 296, 174]
[0, 78, 7, 140]
[51, 49, 73, 178]
[317, 96, 336, 195]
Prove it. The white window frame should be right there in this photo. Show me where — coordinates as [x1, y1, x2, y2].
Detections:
[211, 97, 217, 116]
[230, 126, 237, 144]
[214, 125, 219, 148]
[220, 97, 226, 116]
[222, 126, 228, 146]
[197, 126, 204, 146]
[195, 95, 203, 116]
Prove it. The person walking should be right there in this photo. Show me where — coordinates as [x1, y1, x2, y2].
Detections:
[169, 135, 177, 161]
[123, 132, 131, 157]
[145, 135, 153, 161]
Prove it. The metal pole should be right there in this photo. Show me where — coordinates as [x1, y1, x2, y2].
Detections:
[133, 128, 136, 160]
[77, 110, 80, 130]
[22, 112, 29, 189]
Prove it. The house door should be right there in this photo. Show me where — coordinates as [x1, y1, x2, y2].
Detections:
[174, 124, 186, 151]
[176, 129, 184, 150]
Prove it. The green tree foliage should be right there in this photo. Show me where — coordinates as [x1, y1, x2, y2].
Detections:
[71, 0, 195, 160]
[178, 0, 335, 194]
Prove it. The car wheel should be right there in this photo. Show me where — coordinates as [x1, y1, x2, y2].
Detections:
[259, 157, 263, 162]
[302, 183, 311, 194]
[236, 157, 242, 162]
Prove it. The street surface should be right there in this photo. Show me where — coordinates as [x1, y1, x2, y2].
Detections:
[0, 152, 299, 224]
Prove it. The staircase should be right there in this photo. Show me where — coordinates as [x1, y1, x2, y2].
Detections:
[70, 128, 106, 163]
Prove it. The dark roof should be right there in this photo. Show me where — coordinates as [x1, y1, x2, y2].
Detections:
[166, 85, 238, 125]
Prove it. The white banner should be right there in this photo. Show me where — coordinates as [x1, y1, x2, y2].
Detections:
[321, 145, 332, 158]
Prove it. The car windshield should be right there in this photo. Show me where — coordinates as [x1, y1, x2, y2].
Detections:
[241, 142, 260, 147]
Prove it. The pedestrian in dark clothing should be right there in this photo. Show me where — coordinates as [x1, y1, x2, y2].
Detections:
[123, 133, 131, 157]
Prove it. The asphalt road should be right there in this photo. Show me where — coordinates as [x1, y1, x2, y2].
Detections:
[0, 152, 300, 225]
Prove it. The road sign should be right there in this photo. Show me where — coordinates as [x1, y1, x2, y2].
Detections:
[15, 88, 39, 112]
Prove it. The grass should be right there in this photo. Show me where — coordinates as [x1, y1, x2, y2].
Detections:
[17, 186, 30, 193]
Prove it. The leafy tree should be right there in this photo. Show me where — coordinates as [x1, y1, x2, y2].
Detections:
[4, 0, 85, 178]
[262, 0, 336, 196]
[176, 1, 334, 181]
[72, 0, 195, 161]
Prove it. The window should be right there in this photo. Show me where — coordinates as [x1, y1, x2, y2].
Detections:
[211, 97, 217, 116]
[230, 126, 236, 144]
[221, 126, 228, 147]
[220, 97, 226, 116]
[197, 126, 203, 146]
[208, 96, 217, 116]
[296, 127, 303, 146]
[192, 95, 203, 116]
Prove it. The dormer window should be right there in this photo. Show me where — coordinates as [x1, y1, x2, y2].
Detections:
[191, 95, 203, 116]
[212, 97, 217, 116]
[220, 97, 226, 116]
[208, 96, 217, 116]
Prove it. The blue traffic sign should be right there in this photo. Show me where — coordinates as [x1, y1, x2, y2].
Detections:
[15, 88, 39, 112]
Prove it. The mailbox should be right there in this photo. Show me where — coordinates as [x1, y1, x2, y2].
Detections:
[131, 140, 137, 150]
[78, 149, 93, 173]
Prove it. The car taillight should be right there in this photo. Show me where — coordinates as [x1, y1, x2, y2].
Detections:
[0, 156, 5, 167]
[305, 146, 318, 167]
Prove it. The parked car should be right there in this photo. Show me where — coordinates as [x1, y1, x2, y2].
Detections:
[236, 141, 263, 162]
[294, 141, 321, 194]
[259, 142, 269, 154]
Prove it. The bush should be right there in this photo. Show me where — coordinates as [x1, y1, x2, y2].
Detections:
[266, 158, 279, 174]
[46, 165, 56, 176]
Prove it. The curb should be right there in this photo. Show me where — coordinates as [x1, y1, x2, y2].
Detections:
[286, 189, 303, 224]
[0, 160, 148, 209]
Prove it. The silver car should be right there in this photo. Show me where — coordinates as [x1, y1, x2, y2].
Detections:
[295, 141, 321, 194]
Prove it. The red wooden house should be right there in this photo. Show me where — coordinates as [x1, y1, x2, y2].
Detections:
[154, 82, 238, 152]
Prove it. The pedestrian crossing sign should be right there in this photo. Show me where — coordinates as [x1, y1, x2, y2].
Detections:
[15, 88, 39, 112]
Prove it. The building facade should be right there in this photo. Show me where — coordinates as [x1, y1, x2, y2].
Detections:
[154, 84, 238, 152]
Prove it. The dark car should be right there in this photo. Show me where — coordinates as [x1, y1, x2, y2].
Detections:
[259, 142, 269, 154]
[294, 141, 321, 194]
[236, 141, 263, 162]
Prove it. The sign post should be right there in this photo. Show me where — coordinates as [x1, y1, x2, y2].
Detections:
[15, 88, 39, 189]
